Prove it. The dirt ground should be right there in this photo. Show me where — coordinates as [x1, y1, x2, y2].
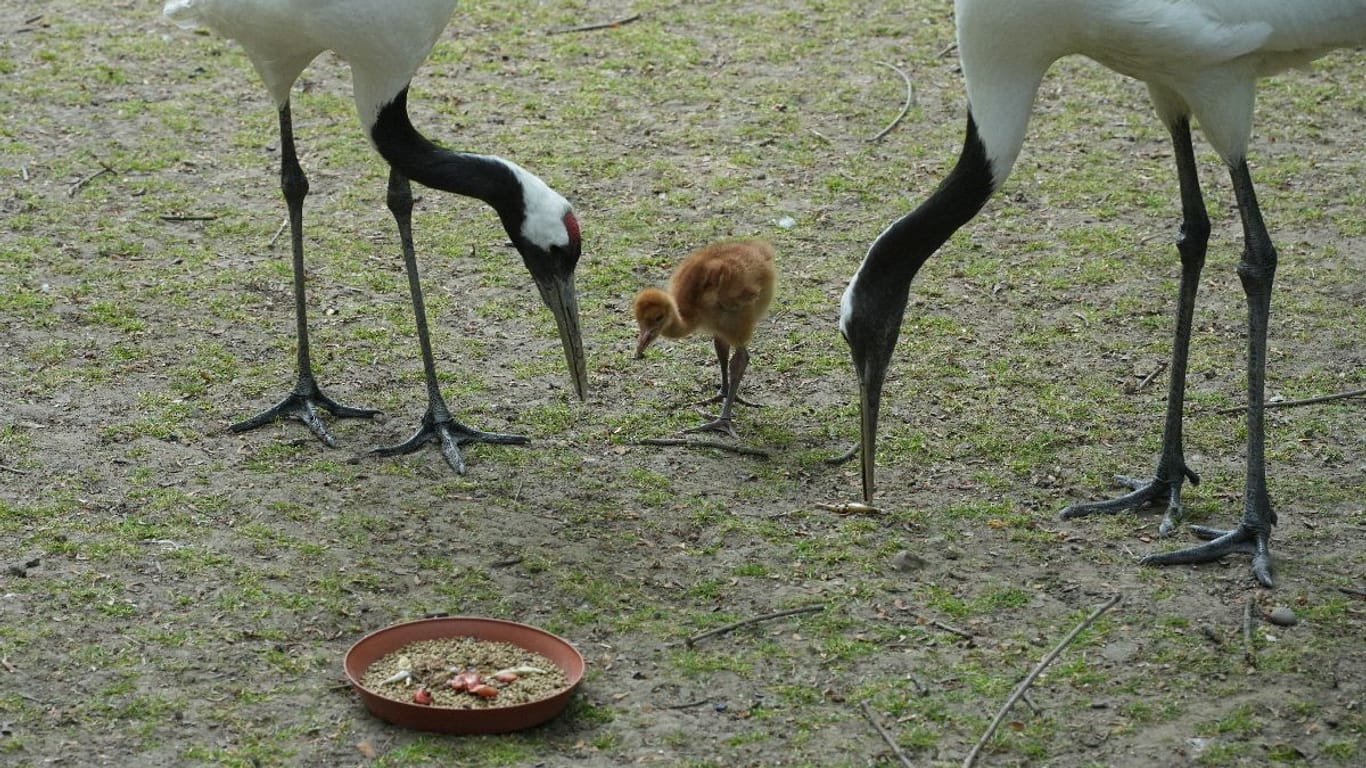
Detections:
[2, 2, 1364, 767]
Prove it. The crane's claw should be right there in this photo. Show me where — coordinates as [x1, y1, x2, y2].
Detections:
[690, 391, 763, 409]
[230, 376, 380, 447]
[1140, 523, 1274, 588]
[683, 414, 738, 439]
[1059, 466, 1200, 536]
[373, 408, 528, 473]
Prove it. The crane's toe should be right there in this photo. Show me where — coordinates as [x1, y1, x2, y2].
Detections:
[683, 415, 739, 439]
[1139, 523, 1274, 588]
[1059, 466, 1199, 537]
[372, 408, 529, 473]
[230, 377, 380, 447]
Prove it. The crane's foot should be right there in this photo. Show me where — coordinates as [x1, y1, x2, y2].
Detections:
[372, 410, 528, 473]
[1140, 523, 1274, 588]
[230, 383, 380, 447]
[683, 415, 738, 439]
[691, 392, 763, 409]
[1058, 466, 1199, 536]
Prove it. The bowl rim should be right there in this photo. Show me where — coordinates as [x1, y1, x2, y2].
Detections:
[342, 615, 585, 731]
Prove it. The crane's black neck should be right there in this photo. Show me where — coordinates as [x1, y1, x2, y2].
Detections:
[369, 88, 523, 220]
[854, 111, 996, 317]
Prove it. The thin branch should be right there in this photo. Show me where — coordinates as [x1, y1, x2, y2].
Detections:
[636, 437, 770, 458]
[860, 701, 916, 768]
[1242, 597, 1257, 667]
[0, 463, 32, 476]
[67, 161, 117, 197]
[684, 604, 824, 648]
[963, 593, 1122, 768]
[159, 214, 218, 222]
[548, 13, 642, 35]
[1214, 387, 1365, 415]
[913, 613, 974, 642]
[1337, 586, 1366, 601]
[868, 62, 914, 142]
[1126, 361, 1167, 395]
[823, 442, 858, 465]
[267, 216, 289, 248]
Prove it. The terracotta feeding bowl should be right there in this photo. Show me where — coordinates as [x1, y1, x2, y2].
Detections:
[344, 616, 585, 734]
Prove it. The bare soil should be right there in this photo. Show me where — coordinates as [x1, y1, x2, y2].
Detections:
[2, 2, 1363, 767]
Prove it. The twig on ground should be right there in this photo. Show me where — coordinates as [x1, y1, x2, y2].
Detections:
[488, 555, 523, 568]
[637, 437, 770, 458]
[0, 463, 31, 476]
[548, 13, 641, 35]
[914, 613, 974, 642]
[1214, 387, 1365, 415]
[1337, 586, 1366, 601]
[67, 161, 117, 197]
[267, 216, 289, 248]
[815, 501, 883, 515]
[666, 698, 711, 710]
[860, 701, 916, 768]
[1242, 597, 1257, 667]
[160, 214, 218, 222]
[823, 442, 859, 465]
[963, 593, 1122, 768]
[684, 604, 824, 648]
[868, 62, 914, 142]
[1126, 361, 1167, 394]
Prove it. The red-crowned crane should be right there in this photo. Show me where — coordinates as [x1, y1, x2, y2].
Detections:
[839, 0, 1366, 586]
[164, 0, 587, 473]
[633, 239, 777, 437]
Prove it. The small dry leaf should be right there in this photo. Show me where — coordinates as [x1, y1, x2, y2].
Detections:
[356, 740, 377, 759]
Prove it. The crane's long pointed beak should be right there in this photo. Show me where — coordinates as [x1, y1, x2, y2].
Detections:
[536, 273, 588, 401]
[857, 368, 880, 503]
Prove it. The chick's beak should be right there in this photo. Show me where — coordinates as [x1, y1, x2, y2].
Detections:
[634, 325, 659, 359]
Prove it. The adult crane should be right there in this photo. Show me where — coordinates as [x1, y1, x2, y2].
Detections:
[164, 0, 588, 473]
[839, 0, 1366, 586]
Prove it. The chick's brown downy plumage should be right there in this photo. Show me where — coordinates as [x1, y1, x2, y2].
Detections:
[634, 239, 776, 437]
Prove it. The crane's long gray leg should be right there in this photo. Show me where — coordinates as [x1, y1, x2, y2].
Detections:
[230, 103, 379, 444]
[371, 169, 528, 473]
[691, 337, 762, 408]
[686, 345, 751, 438]
[1142, 159, 1277, 587]
[1060, 117, 1205, 534]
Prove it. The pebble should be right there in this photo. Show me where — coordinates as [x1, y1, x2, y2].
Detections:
[890, 550, 928, 572]
[1266, 606, 1298, 627]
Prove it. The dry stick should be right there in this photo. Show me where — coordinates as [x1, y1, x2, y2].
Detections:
[868, 62, 914, 142]
[637, 437, 770, 458]
[860, 701, 916, 768]
[963, 593, 1122, 768]
[159, 214, 218, 222]
[1214, 387, 1365, 415]
[1337, 586, 1366, 601]
[267, 216, 289, 248]
[1242, 597, 1257, 667]
[684, 604, 823, 648]
[0, 463, 31, 476]
[914, 613, 974, 642]
[67, 162, 116, 197]
[548, 12, 642, 35]
[1128, 360, 1167, 394]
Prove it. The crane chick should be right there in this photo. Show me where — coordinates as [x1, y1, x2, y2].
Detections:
[634, 239, 777, 438]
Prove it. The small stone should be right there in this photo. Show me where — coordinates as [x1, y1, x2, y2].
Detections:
[890, 550, 928, 572]
[1266, 606, 1298, 627]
